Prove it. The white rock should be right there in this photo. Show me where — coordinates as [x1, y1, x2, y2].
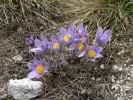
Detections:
[117, 49, 125, 55]
[100, 64, 104, 69]
[113, 65, 123, 71]
[113, 65, 119, 71]
[8, 78, 43, 100]
[12, 55, 23, 62]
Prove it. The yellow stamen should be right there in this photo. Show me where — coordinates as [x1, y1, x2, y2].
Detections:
[36, 64, 45, 74]
[76, 43, 85, 51]
[53, 42, 60, 49]
[87, 48, 96, 58]
[63, 34, 71, 42]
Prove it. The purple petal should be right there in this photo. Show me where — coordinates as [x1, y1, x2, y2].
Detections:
[68, 24, 76, 34]
[51, 35, 59, 42]
[30, 47, 44, 53]
[96, 53, 103, 58]
[34, 39, 42, 47]
[91, 46, 103, 54]
[79, 23, 84, 33]
[94, 46, 103, 53]
[59, 27, 67, 34]
[25, 35, 34, 46]
[27, 71, 43, 79]
[25, 38, 33, 45]
[96, 27, 103, 35]
[42, 38, 50, 48]
[45, 66, 49, 73]
[78, 50, 86, 57]
[32, 58, 44, 66]
[78, 23, 87, 36]
[74, 35, 80, 42]
[69, 42, 75, 50]
[103, 29, 112, 41]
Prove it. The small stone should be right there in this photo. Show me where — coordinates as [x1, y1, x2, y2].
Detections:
[100, 64, 104, 69]
[0, 94, 8, 99]
[12, 55, 23, 62]
[113, 65, 122, 71]
[91, 77, 95, 80]
[117, 49, 125, 55]
[111, 75, 116, 83]
[112, 84, 119, 90]
[81, 89, 86, 94]
[113, 65, 119, 71]
[118, 67, 123, 71]
[8, 78, 43, 100]
[117, 97, 124, 100]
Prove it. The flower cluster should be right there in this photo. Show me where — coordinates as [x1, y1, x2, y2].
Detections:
[26, 23, 111, 79]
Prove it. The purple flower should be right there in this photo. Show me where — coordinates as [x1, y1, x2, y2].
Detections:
[27, 58, 49, 79]
[78, 45, 103, 61]
[74, 23, 88, 43]
[59, 24, 76, 45]
[77, 23, 88, 36]
[95, 27, 112, 46]
[49, 36, 61, 51]
[30, 36, 50, 53]
[74, 35, 88, 44]
[69, 41, 87, 56]
[25, 34, 34, 46]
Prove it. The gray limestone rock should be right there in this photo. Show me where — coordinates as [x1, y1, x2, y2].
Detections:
[8, 78, 43, 100]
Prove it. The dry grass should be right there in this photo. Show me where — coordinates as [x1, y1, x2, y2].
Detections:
[0, 0, 133, 100]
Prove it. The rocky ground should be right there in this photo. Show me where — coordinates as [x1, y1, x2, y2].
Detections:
[0, 0, 133, 100]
